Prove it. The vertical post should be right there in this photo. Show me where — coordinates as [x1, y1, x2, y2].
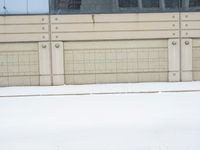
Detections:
[39, 42, 52, 86]
[51, 42, 64, 85]
[160, 0, 165, 10]
[183, 0, 190, 11]
[168, 39, 180, 82]
[181, 39, 192, 81]
[138, 0, 143, 10]
[112, 0, 119, 12]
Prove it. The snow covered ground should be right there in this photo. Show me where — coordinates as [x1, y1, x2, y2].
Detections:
[0, 82, 200, 150]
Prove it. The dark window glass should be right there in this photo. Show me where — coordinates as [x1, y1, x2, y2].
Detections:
[68, 0, 81, 9]
[81, 0, 113, 13]
[51, 0, 115, 14]
[142, 0, 160, 8]
[189, 0, 200, 7]
[119, 0, 138, 8]
[165, 0, 179, 8]
[49, 0, 200, 14]
[54, 0, 81, 14]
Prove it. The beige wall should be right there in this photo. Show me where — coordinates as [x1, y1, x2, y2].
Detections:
[64, 40, 168, 84]
[181, 13, 200, 81]
[193, 39, 200, 81]
[52, 13, 178, 84]
[0, 43, 39, 86]
[0, 16, 49, 42]
[0, 12, 200, 86]
[51, 13, 179, 41]
[0, 15, 49, 86]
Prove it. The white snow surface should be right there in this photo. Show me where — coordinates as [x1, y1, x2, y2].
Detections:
[0, 82, 200, 150]
[0, 81, 200, 96]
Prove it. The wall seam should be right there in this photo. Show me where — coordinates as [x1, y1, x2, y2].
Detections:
[48, 14, 53, 85]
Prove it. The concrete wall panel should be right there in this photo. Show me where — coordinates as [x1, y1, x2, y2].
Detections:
[51, 13, 179, 41]
[0, 16, 49, 42]
[0, 43, 39, 86]
[193, 39, 200, 81]
[64, 40, 168, 84]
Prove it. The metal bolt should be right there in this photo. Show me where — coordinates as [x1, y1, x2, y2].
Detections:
[42, 18, 45, 21]
[185, 41, 190, 45]
[185, 24, 188, 27]
[55, 43, 60, 48]
[55, 18, 58, 21]
[172, 41, 177, 45]
[42, 44, 47, 48]
[42, 36, 45, 39]
[185, 15, 188, 18]
[172, 15, 175, 19]
[172, 24, 175, 27]
[186, 32, 188, 35]
[42, 26, 45, 30]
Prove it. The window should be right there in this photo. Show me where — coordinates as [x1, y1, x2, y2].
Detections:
[189, 0, 200, 7]
[0, 0, 49, 15]
[28, 0, 49, 14]
[142, 0, 160, 8]
[52, 0, 82, 14]
[0, 0, 4, 14]
[48, 0, 200, 14]
[3, 0, 27, 14]
[67, 0, 81, 9]
[51, 0, 116, 14]
[165, 0, 180, 9]
[81, 0, 113, 13]
[119, 0, 138, 8]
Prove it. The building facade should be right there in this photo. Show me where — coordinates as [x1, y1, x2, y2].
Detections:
[0, 0, 200, 86]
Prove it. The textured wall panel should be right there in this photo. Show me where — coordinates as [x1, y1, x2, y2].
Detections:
[0, 43, 39, 86]
[193, 39, 200, 81]
[64, 40, 168, 84]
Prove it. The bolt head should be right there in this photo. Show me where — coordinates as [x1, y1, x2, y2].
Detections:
[172, 41, 177, 45]
[185, 41, 190, 45]
[55, 43, 60, 48]
[42, 44, 47, 48]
